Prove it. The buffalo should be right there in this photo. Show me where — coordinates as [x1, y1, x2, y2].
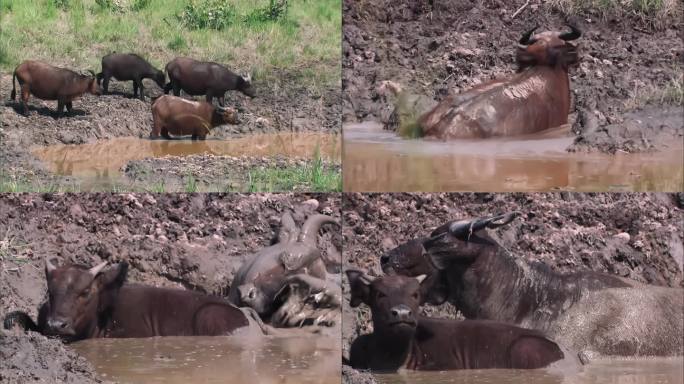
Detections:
[380, 212, 684, 358]
[3, 259, 259, 341]
[150, 95, 239, 140]
[10, 60, 101, 117]
[418, 25, 582, 139]
[164, 57, 256, 105]
[229, 212, 339, 318]
[346, 271, 575, 371]
[96, 53, 165, 101]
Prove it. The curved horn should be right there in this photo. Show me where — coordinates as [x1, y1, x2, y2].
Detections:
[298, 214, 339, 246]
[88, 261, 108, 276]
[519, 25, 539, 45]
[445, 212, 521, 241]
[559, 24, 582, 41]
[45, 257, 57, 274]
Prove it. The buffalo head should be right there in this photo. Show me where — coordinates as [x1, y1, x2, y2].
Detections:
[516, 24, 581, 70]
[239, 73, 256, 98]
[43, 258, 127, 341]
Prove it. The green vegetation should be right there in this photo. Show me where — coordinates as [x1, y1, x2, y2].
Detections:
[246, 164, 341, 192]
[625, 71, 684, 110]
[395, 93, 424, 139]
[0, 0, 341, 90]
[549, 0, 681, 28]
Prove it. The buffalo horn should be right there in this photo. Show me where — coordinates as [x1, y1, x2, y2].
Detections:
[519, 25, 539, 45]
[559, 24, 582, 41]
[45, 257, 57, 273]
[88, 261, 108, 276]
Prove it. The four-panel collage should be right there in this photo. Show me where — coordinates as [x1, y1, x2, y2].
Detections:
[0, 1, 682, 384]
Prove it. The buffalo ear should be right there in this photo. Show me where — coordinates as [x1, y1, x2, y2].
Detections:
[346, 269, 374, 308]
[96, 262, 128, 289]
[420, 272, 449, 306]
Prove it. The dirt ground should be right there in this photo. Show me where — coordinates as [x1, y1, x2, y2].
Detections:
[0, 193, 341, 383]
[341, 192, 684, 381]
[0, 70, 341, 190]
[342, 0, 683, 153]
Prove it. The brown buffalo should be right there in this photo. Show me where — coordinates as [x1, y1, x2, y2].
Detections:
[10, 60, 101, 117]
[150, 95, 239, 140]
[164, 57, 256, 105]
[381, 212, 684, 358]
[96, 53, 165, 101]
[418, 25, 581, 139]
[346, 271, 573, 371]
[3, 259, 254, 342]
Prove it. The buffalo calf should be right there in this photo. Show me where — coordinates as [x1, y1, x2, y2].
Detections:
[3, 259, 251, 342]
[96, 53, 165, 101]
[150, 95, 239, 140]
[10, 60, 101, 117]
[346, 271, 570, 372]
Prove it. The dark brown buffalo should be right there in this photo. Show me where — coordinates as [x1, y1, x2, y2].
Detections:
[3, 259, 252, 342]
[346, 271, 572, 371]
[164, 57, 256, 105]
[10, 60, 101, 117]
[418, 25, 581, 139]
[150, 95, 239, 140]
[96, 53, 165, 100]
[381, 213, 684, 358]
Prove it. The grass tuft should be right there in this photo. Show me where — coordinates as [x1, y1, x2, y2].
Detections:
[548, 0, 682, 29]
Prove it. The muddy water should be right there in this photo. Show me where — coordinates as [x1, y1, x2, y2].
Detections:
[71, 335, 340, 384]
[343, 123, 683, 192]
[374, 358, 683, 384]
[32, 132, 340, 182]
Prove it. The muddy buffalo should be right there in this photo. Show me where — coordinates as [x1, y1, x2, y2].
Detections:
[150, 95, 239, 140]
[418, 25, 581, 139]
[346, 271, 575, 371]
[164, 57, 256, 105]
[229, 212, 339, 318]
[380, 212, 684, 359]
[96, 53, 165, 100]
[3, 259, 260, 341]
[10, 60, 101, 117]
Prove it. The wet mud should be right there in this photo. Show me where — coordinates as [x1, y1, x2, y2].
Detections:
[0, 71, 341, 190]
[341, 192, 684, 382]
[343, 122, 683, 192]
[342, 0, 683, 153]
[0, 193, 341, 383]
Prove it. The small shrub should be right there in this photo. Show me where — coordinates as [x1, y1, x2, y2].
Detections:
[131, 0, 151, 12]
[52, 0, 71, 10]
[167, 35, 187, 51]
[95, 0, 125, 12]
[179, 0, 237, 30]
[245, 0, 289, 24]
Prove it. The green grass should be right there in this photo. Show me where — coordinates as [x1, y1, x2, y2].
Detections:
[0, 0, 340, 91]
[395, 93, 424, 139]
[246, 150, 341, 192]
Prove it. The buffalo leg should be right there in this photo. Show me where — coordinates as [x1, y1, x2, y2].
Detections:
[66, 101, 73, 115]
[161, 127, 171, 140]
[205, 93, 214, 104]
[172, 83, 181, 97]
[20, 86, 30, 115]
[102, 75, 110, 94]
[219, 96, 225, 107]
[132, 81, 139, 99]
[163, 81, 173, 95]
[137, 79, 145, 101]
[56, 100, 65, 117]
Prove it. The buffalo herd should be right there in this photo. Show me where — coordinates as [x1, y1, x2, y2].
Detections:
[9, 53, 254, 140]
[345, 212, 683, 372]
[3, 212, 340, 341]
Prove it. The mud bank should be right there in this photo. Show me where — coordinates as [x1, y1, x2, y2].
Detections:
[0, 193, 341, 383]
[341, 192, 684, 378]
[342, 0, 683, 153]
[0, 71, 341, 190]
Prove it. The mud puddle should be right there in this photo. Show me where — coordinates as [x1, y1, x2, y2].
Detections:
[373, 358, 683, 384]
[71, 335, 340, 384]
[31, 132, 340, 187]
[343, 123, 683, 192]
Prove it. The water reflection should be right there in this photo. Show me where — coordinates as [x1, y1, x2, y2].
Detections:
[71, 335, 340, 384]
[374, 358, 683, 384]
[33, 132, 341, 181]
[343, 123, 684, 192]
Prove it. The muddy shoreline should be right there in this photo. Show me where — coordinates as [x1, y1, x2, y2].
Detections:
[0, 72, 341, 191]
[342, 0, 683, 153]
[0, 193, 342, 383]
[341, 192, 684, 381]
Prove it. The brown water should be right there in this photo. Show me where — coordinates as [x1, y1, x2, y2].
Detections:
[32, 132, 340, 182]
[374, 358, 683, 384]
[343, 123, 684, 192]
[71, 335, 340, 384]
